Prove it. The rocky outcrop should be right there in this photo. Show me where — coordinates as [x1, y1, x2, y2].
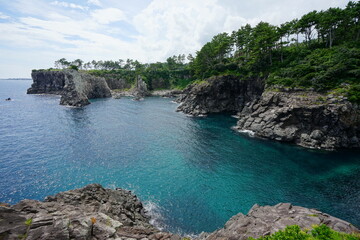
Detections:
[0, 184, 178, 240]
[235, 91, 360, 149]
[198, 203, 359, 240]
[28, 70, 111, 107]
[176, 76, 264, 116]
[151, 90, 182, 98]
[111, 76, 150, 99]
[1, 185, 359, 240]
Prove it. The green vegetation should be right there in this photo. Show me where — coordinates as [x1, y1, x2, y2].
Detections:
[249, 225, 360, 240]
[47, 2, 359, 100]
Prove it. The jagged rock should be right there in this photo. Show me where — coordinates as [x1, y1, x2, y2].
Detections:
[0, 186, 358, 240]
[151, 90, 182, 98]
[0, 184, 178, 240]
[28, 70, 112, 107]
[176, 75, 264, 116]
[198, 203, 360, 240]
[235, 91, 360, 150]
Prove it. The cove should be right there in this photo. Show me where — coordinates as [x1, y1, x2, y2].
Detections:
[0, 80, 359, 235]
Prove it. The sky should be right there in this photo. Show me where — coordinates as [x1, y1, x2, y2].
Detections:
[0, 0, 350, 78]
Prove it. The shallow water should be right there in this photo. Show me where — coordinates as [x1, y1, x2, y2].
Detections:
[0, 80, 359, 234]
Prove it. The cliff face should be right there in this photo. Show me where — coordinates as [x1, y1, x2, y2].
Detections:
[176, 76, 360, 149]
[235, 91, 360, 150]
[28, 70, 111, 107]
[176, 75, 264, 116]
[0, 185, 358, 240]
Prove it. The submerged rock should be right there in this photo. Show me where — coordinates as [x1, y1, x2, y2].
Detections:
[28, 70, 111, 107]
[235, 91, 360, 150]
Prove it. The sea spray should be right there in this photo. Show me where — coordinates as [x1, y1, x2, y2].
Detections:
[143, 200, 167, 231]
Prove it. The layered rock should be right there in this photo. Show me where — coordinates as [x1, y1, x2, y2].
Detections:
[1, 185, 359, 240]
[235, 91, 360, 149]
[176, 76, 264, 116]
[0, 184, 178, 240]
[28, 70, 111, 107]
[199, 203, 359, 240]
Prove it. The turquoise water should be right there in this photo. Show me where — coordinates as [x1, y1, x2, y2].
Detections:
[0, 80, 359, 234]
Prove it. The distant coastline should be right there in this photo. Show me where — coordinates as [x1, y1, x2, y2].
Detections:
[0, 78, 31, 80]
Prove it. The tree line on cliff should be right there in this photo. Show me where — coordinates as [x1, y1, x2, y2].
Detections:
[50, 1, 359, 101]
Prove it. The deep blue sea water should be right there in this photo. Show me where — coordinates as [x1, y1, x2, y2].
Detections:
[0, 80, 360, 234]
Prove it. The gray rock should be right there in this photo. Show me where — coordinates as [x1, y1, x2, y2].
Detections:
[235, 91, 360, 150]
[176, 75, 264, 116]
[0, 184, 175, 240]
[28, 70, 112, 107]
[198, 203, 359, 240]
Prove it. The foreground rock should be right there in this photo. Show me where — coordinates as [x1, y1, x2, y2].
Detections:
[1, 185, 359, 240]
[235, 90, 360, 150]
[199, 203, 359, 240]
[176, 75, 264, 116]
[28, 70, 111, 107]
[0, 184, 178, 240]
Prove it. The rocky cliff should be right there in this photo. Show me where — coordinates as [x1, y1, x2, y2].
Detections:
[0, 185, 358, 240]
[176, 76, 360, 149]
[235, 90, 360, 150]
[0, 184, 178, 240]
[176, 75, 264, 116]
[28, 70, 111, 107]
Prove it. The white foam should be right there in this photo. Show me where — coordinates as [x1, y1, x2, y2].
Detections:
[238, 129, 255, 137]
[143, 200, 167, 231]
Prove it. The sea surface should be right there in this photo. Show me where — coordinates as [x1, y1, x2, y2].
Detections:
[0, 80, 360, 234]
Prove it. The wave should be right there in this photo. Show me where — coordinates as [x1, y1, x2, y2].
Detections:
[238, 129, 255, 137]
[143, 200, 167, 231]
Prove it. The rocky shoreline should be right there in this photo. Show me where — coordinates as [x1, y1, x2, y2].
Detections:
[0, 184, 359, 240]
[175, 76, 360, 150]
[28, 70, 111, 107]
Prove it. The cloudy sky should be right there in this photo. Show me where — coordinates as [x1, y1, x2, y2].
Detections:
[0, 0, 349, 78]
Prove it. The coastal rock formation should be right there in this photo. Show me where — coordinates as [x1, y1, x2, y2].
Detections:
[235, 91, 360, 149]
[175, 75, 360, 149]
[111, 75, 150, 99]
[28, 70, 111, 107]
[176, 75, 264, 116]
[0, 185, 358, 240]
[199, 203, 360, 240]
[0, 184, 178, 240]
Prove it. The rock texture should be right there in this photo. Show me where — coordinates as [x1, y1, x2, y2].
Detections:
[111, 76, 150, 100]
[0, 184, 179, 240]
[199, 203, 359, 240]
[176, 76, 264, 116]
[235, 91, 360, 150]
[28, 70, 111, 107]
[0, 186, 359, 240]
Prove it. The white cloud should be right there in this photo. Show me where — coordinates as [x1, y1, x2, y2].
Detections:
[91, 8, 126, 24]
[0, 12, 10, 19]
[51, 1, 87, 11]
[87, 0, 102, 7]
[0, 0, 351, 77]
